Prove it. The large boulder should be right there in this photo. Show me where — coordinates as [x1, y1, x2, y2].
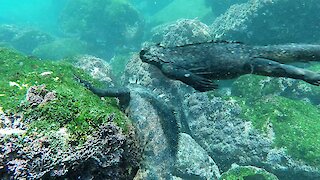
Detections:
[59, 0, 144, 58]
[182, 92, 320, 179]
[0, 49, 138, 179]
[151, 19, 212, 46]
[0, 24, 54, 54]
[175, 133, 220, 179]
[211, 0, 320, 44]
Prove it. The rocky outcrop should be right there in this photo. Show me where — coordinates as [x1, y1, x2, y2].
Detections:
[0, 24, 54, 54]
[182, 92, 320, 179]
[211, 0, 320, 44]
[151, 19, 212, 47]
[174, 133, 220, 179]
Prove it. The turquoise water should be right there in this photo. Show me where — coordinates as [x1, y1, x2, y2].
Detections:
[1, 0, 320, 179]
[0, 0, 65, 33]
[0, 0, 219, 59]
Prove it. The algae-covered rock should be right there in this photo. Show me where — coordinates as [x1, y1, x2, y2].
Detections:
[32, 38, 88, 60]
[220, 164, 278, 180]
[232, 64, 320, 105]
[174, 133, 220, 179]
[0, 48, 139, 179]
[73, 55, 114, 85]
[240, 95, 320, 166]
[229, 69, 320, 178]
[211, 0, 320, 44]
[232, 75, 291, 100]
[59, 0, 144, 58]
[11, 29, 54, 54]
[151, 19, 212, 47]
[0, 24, 54, 54]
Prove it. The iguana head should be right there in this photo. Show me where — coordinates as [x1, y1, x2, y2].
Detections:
[139, 44, 166, 68]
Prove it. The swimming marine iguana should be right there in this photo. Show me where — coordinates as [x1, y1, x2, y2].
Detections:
[74, 75, 180, 155]
[139, 41, 320, 92]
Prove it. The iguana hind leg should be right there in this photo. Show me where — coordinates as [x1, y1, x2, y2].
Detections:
[249, 58, 320, 86]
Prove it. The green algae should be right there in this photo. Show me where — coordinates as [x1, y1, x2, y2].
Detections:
[232, 74, 320, 165]
[0, 47, 129, 144]
[240, 96, 320, 165]
[32, 38, 88, 60]
[219, 165, 278, 180]
[232, 75, 283, 100]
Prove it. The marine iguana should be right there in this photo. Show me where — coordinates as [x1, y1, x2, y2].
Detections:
[74, 75, 181, 155]
[139, 41, 320, 92]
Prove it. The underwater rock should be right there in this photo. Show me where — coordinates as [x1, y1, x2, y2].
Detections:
[0, 113, 26, 136]
[232, 65, 320, 106]
[1, 121, 137, 179]
[0, 49, 138, 179]
[211, 0, 320, 44]
[151, 19, 212, 47]
[59, 0, 144, 58]
[25, 85, 56, 107]
[182, 93, 270, 169]
[32, 38, 88, 60]
[128, 90, 178, 179]
[0, 24, 20, 43]
[0, 24, 54, 54]
[220, 164, 278, 180]
[182, 92, 320, 179]
[11, 29, 54, 54]
[174, 133, 220, 179]
[73, 55, 114, 85]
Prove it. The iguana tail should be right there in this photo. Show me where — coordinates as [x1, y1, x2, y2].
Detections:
[254, 44, 320, 63]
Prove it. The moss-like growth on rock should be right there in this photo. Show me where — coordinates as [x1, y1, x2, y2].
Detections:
[232, 71, 320, 165]
[219, 164, 278, 180]
[232, 75, 283, 101]
[32, 38, 88, 60]
[239, 96, 320, 165]
[59, 0, 143, 57]
[0, 47, 129, 144]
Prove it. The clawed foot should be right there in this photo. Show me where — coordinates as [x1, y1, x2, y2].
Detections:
[192, 76, 218, 92]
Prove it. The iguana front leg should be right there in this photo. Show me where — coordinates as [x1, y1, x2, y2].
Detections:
[249, 58, 320, 86]
[160, 64, 218, 92]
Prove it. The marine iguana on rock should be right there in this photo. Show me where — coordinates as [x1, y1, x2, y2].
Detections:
[74, 76, 180, 155]
[140, 41, 320, 92]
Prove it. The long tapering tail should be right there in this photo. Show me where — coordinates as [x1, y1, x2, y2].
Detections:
[254, 44, 320, 63]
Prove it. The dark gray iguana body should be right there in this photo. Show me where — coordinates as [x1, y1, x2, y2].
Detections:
[75, 76, 179, 155]
[140, 41, 320, 92]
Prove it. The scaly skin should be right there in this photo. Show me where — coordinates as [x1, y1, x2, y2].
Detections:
[75, 75, 179, 156]
[140, 41, 320, 92]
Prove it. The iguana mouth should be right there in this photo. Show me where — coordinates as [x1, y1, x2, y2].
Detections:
[140, 47, 168, 66]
